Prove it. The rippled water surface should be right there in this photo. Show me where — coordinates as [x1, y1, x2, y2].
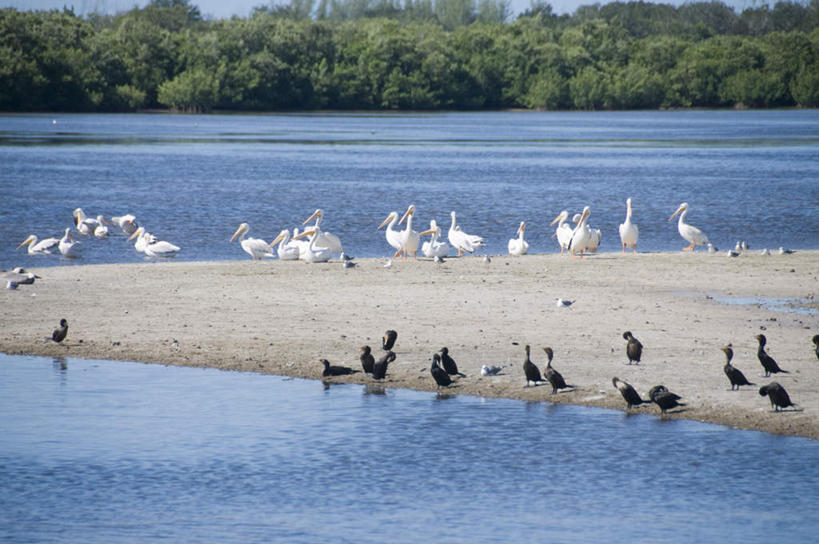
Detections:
[1, 353, 817, 543]
[2, 110, 818, 268]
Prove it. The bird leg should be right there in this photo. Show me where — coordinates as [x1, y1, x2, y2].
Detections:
[683, 242, 695, 251]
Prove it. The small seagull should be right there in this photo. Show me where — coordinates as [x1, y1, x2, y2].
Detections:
[760, 248, 770, 256]
[483, 255, 491, 264]
[727, 249, 740, 257]
[707, 243, 718, 254]
[778, 247, 794, 255]
[340, 252, 354, 261]
[6, 281, 18, 290]
[481, 364, 505, 376]
[434, 255, 445, 264]
[343, 260, 356, 269]
[556, 298, 574, 308]
[734, 241, 742, 252]
[383, 259, 393, 268]
[740, 240, 749, 250]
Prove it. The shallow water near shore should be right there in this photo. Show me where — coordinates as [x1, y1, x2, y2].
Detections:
[2, 353, 817, 543]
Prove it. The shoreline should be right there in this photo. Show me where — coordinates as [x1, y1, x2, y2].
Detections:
[2, 251, 817, 439]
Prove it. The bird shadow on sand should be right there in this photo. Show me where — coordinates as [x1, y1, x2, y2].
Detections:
[769, 407, 804, 413]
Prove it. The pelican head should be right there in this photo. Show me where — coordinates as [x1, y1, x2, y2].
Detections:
[17, 234, 37, 249]
[72, 208, 87, 227]
[518, 221, 526, 234]
[399, 204, 416, 225]
[572, 213, 582, 224]
[127, 226, 146, 242]
[378, 211, 399, 230]
[265, 230, 287, 249]
[550, 210, 568, 227]
[229, 223, 249, 242]
[669, 202, 689, 221]
[302, 208, 324, 226]
[578, 206, 590, 224]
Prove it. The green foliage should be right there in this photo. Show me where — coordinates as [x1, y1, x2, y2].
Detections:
[1, 1, 817, 112]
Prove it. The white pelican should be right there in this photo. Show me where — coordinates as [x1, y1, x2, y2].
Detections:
[669, 202, 709, 251]
[58, 228, 79, 257]
[549, 211, 573, 254]
[72, 208, 101, 235]
[17, 234, 59, 255]
[618, 197, 639, 253]
[93, 215, 111, 238]
[419, 220, 450, 258]
[302, 209, 343, 255]
[507, 221, 529, 256]
[229, 223, 276, 261]
[267, 229, 300, 261]
[397, 204, 420, 260]
[448, 211, 485, 256]
[567, 206, 593, 259]
[293, 226, 332, 263]
[377, 211, 403, 258]
[128, 226, 180, 257]
[111, 214, 138, 235]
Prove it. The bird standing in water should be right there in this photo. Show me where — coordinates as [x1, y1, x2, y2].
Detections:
[721, 346, 754, 390]
[623, 331, 643, 365]
[51, 318, 68, 343]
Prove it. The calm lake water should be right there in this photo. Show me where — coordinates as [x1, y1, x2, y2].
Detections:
[2, 110, 818, 268]
[1, 353, 818, 543]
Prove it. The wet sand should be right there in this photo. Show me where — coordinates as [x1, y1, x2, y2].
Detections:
[2, 250, 817, 439]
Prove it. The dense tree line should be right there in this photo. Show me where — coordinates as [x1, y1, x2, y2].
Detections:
[1, 0, 818, 112]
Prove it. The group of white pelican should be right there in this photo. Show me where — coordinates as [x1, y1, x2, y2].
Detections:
[16, 208, 180, 259]
[227, 199, 721, 263]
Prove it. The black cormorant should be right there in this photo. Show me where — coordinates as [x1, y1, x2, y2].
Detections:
[722, 346, 754, 390]
[812, 334, 819, 361]
[649, 385, 684, 414]
[612, 377, 648, 410]
[382, 330, 398, 351]
[320, 359, 357, 377]
[430, 354, 452, 388]
[51, 318, 68, 343]
[372, 351, 396, 380]
[542, 347, 568, 395]
[360, 346, 375, 374]
[439, 347, 465, 377]
[623, 331, 642, 365]
[755, 334, 788, 377]
[759, 382, 796, 411]
[523, 345, 542, 387]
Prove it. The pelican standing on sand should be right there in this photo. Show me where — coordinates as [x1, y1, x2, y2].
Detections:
[669, 202, 710, 251]
[18, 234, 60, 255]
[448, 211, 485, 256]
[397, 204, 420, 260]
[419, 220, 450, 258]
[618, 198, 639, 253]
[229, 223, 277, 261]
[377, 211, 403, 258]
[302, 209, 343, 256]
[507, 221, 529, 256]
[550, 211, 573, 254]
[567, 206, 593, 259]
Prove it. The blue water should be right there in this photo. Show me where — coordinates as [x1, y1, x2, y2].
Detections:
[1, 353, 817, 543]
[2, 110, 818, 268]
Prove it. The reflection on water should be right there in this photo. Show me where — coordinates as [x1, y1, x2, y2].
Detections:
[1, 353, 818, 543]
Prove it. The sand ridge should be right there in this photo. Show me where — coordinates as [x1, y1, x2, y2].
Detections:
[2, 250, 817, 439]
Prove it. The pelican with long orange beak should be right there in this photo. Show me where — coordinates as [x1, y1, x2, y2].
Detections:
[17, 234, 59, 255]
[229, 223, 278, 261]
[128, 226, 180, 258]
[292, 226, 332, 263]
[419, 220, 450, 258]
[669, 202, 709, 251]
[550, 210, 573, 254]
[618, 197, 639, 253]
[507, 221, 529, 256]
[567, 206, 592, 259]
[302, 209, 343, 255]
[378, 211, 403, 258]
[397, 204, 420, 260]
[267, 229, 300, 260]
[447, 210, 485, 256]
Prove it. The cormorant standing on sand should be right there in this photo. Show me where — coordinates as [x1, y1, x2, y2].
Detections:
[52, 318, 68, 343]
[439, 347, 465, 377]
[812, 334, 819, 361]
[360, 346, 375, 374]
[320, 359, 357, 377]
[543, 347, 569, 395]
[623, 331, 642, 365]
[430, 354, 452, 389]
[382, 330, 398, 351]
[372, 351, 396, 380]
[759, 382, 796, 411]
[612, 377, 649, 410]
[649, 385, 684, 414]
[755, 334, 788, 377]
[721, 346, 754, 390]
[523, 345, 542, 387]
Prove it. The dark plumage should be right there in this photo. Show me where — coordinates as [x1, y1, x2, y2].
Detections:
[51, 318, 68, 343]
[755, 334, 788, 377]
[722, 346, 754, 390]
[612, 377, 648, 410]
[542, 347, 568, 395]
[430, 354, 452, 388]
[623, 331, 642, 365]
[360, 345, 375, 374]
[320, 359, 357, 377]
[372, 351, 396, 380]
[759, 382, 796, 411]
[523, 345, 542, 387]
[649, 385, 684, 414]
[382, 330, 398, 351]
[439, 347, 465, 377]
[812, 334, 819, 361]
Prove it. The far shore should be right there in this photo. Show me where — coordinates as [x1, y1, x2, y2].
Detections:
[2, 250, 817, 439]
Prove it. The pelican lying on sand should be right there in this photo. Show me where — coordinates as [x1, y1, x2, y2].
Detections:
[230, 223, 278, 261]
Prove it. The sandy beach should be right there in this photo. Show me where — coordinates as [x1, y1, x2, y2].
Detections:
[2, 250, 817, 439]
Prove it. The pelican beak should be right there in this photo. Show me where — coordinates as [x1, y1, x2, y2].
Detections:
[418, 229, 435, 236]
[292, 230, 310, 240]
[377, 214, 393, 230]
[127, 228, 142, 242]
[17, 235, 34, 249]
[669, 206, 684, 222]
[398, 207, 414, 225]
[229, 224, 246, 243]
[267, 231, 286, 249]
[302, 209, 320, 226]
[549, 213, 563, 226]
[520, 222, 526, 233]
